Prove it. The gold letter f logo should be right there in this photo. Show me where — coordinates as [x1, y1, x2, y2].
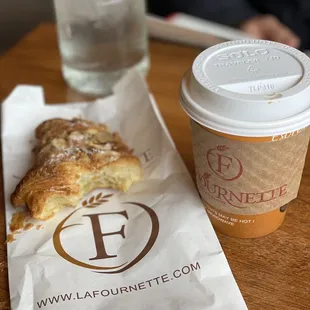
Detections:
[83, 211, 128, 261]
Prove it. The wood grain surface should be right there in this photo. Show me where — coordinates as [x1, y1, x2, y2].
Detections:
[0, 24, 309, 310]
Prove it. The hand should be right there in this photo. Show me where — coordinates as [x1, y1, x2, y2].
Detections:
[240, 15, 300, 48]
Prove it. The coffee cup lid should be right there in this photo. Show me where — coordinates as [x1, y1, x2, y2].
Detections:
[180, 40, 310, 137]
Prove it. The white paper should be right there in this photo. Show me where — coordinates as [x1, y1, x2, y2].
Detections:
[2, 71, 247, 310]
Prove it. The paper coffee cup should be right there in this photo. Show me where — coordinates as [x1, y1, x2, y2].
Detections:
[180, 40, 310, 238]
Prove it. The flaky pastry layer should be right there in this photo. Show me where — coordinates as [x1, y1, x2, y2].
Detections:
[11, 118, 142, 219]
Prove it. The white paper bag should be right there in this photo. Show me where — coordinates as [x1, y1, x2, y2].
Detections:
[2, 72, 247, 310]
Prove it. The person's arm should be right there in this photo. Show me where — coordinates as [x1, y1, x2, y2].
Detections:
[148, 0, 300, 48]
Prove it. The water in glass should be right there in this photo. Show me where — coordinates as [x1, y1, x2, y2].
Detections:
[54, 0, 149, 95]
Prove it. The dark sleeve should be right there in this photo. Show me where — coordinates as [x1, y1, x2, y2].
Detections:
[148, 0, 259, 26]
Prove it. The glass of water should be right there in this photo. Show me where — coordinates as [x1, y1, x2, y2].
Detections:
[53, 0, 149, 95]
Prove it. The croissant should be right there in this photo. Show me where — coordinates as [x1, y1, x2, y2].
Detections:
[11, 118, 142, 220]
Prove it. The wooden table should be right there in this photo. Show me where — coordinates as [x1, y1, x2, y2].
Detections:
[0, 24, 310, 310]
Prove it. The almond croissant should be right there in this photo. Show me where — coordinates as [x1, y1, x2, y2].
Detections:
[11, 118, 142, 220]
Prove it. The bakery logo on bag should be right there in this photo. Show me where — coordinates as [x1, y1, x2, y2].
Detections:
[53, 192, 159, 273]
[198, 145, 288, 209]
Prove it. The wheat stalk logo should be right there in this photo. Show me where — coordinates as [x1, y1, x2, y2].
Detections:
[82, 193, 114, 208]
[216, 145, 229, 152]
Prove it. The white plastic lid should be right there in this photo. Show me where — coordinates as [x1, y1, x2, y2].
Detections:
[180, 40, 310, 137]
